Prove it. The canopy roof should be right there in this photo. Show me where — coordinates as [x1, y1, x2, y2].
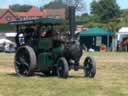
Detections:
[0, 38, 14, 44]
[9, 18, 64, 25]
[80, 27, 112, 36]
[118, 27, 128, 33]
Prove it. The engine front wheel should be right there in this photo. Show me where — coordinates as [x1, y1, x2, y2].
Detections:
[57, 57, 69, 78]
[83, 56, 96, 78]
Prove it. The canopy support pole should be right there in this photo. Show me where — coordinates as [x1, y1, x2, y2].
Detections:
[107, 35, 109, 50]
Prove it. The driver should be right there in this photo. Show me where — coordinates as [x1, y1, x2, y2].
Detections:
[24, 27, 35, 43]
[44, 29, 57, 38]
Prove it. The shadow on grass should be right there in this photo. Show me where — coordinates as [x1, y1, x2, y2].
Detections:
[68, 75, 85, 79]
[6, 72, 90, 79]
[36, 72, 86, 79]
[7, 73, 18, 77]
[6, 72, 56, 78]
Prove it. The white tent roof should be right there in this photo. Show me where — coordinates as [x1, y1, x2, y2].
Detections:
[116, 27, 128, 41]
[5, 33, 16, 37]
[0, 38, 14, 44]
[118, 27, 128, 33]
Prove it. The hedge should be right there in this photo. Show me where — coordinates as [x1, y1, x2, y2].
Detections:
[0, 24, 15, 32]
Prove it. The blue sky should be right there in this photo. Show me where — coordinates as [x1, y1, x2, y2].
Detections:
[0, 0, 128, 12]
[0, 0, 53, 8]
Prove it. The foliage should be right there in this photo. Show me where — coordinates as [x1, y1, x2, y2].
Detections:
[76, 15, 92, 25]
[42, 0, 85, 11]
[76, 15, 121, 34]
[9, 4, 32, 12]
[91, 0, 120, 22]
[118, 9, 128, 27]
[106, 9, 128, 33]
[42, 0, 66, 9]
[120, 9, 128, 16]
[76, 15, 106, 28]
[63, 0, 85, 11]
[0, 24, 15, 32]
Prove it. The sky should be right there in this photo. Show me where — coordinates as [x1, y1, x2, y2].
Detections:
[0, 0, 128, 13]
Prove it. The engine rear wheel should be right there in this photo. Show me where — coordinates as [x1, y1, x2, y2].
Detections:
[84, 56, 96, 78]
[15, 46, 37, 76]
[57, 57, 69, 78]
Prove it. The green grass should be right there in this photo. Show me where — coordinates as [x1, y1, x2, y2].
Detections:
[0, 52, 128, 96]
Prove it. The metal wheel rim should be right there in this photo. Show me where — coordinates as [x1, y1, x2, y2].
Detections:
[15, 48, 30, 76]
[57, 60, 65, 77]
[84, 58, 93, 77]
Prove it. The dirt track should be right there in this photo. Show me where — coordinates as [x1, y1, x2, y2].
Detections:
[0, 66, 14, 73]
[0, 53, 15, 73]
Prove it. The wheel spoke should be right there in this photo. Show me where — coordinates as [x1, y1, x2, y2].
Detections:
[84, 57, 96, 78]
[15, 46, 37, 76]
[19, 57, 29, 68]
[16, 61, 21, 66]
[85, 64, 89, 69]
[57, 58, 69, 78]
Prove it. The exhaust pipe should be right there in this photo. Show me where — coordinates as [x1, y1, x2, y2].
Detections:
[68, 6, 76, 39]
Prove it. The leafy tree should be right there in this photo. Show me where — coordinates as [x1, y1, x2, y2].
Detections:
[91, 0, 120, 22]
[9, 4, 32, 12]
[117, 9, 128, 28]
[42, 0, 85, 11]
[42, 0, 66, 9]
[63, 0, 84, 10]
[120, 9, 128, 16]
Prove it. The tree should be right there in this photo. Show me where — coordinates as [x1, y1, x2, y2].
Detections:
[117, 9, 128, 28]
[42, 0, 66, 9]
[42, 0, 85, 11]
[91, 0, 120, 22]
[9, 4, 32, 12]
[63, 0, 84, 10]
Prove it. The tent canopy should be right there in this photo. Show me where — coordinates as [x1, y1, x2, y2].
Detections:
[9, 18, 63, 25]
[80, 27, 112, 36]
[117, 27, 128, 41]
[118, 27, 128, 33]
[0, 38, 15, 44]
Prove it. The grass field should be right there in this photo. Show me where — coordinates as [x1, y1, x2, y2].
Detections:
[0, 52, 128, 96]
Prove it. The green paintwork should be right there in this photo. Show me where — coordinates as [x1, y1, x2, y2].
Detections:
[38, 52, 54, 71]
[38, 39, 52, 50]
[30, 38, 63, 71]
[80, 27, 112, 36]
[9, 18, 63, 25]
[52, 47, 63, 57]
[11, 17, 64, 72]
[31, 39, 39, 52]
[37, 44, 62, 71]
